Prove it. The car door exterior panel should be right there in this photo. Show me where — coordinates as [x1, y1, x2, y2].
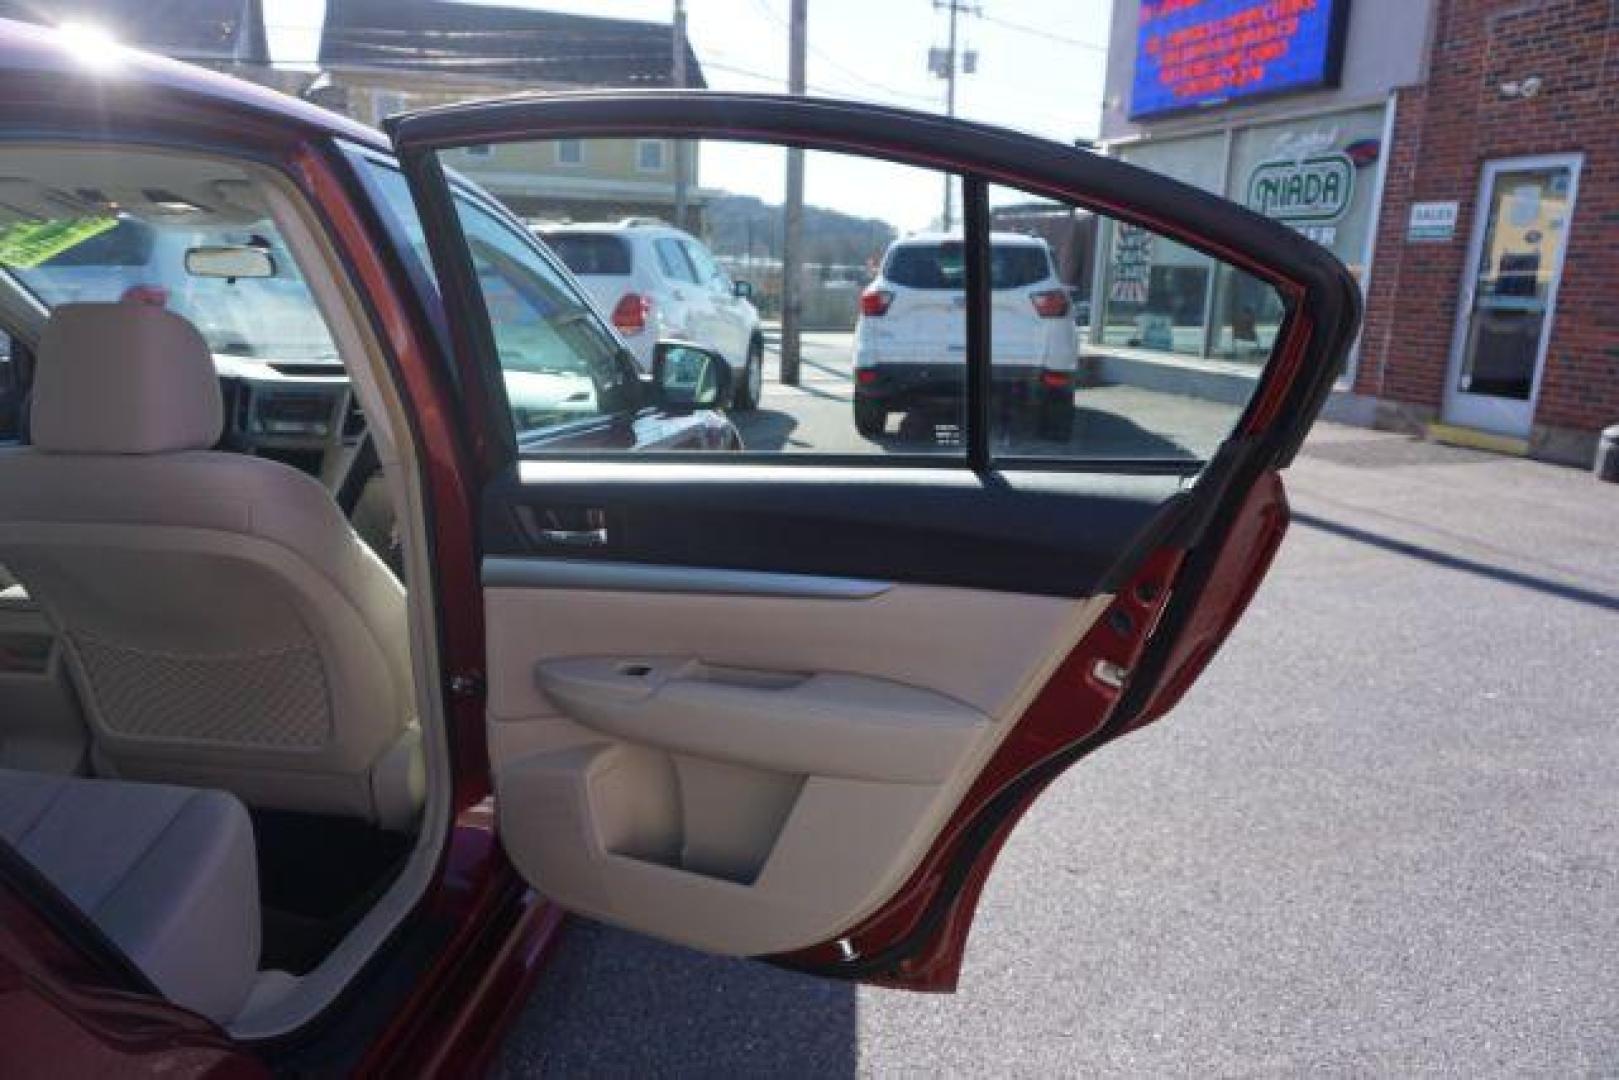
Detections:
[388, 93, 1359, 987]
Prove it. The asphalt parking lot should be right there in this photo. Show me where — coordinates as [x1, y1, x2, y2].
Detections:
[729, 331, 1239, 459]
[498, 354, 1619, 1076]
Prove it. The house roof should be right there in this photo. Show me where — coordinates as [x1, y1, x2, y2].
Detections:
[320, 0, 707, 89]
[0, 0, 268, 63]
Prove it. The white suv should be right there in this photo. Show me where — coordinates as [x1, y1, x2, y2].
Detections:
[852, 232, 1080, 439]
[541, 220, 765, 410]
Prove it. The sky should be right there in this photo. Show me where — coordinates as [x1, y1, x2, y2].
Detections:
[262, 0, 1117, 230]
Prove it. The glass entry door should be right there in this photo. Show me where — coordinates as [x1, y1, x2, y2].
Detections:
[1443, 155, 1581, 437]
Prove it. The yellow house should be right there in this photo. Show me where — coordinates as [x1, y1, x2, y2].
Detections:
[317, 0, 706, 226]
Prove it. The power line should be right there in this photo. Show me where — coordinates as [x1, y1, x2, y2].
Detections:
[979, 12, 1107, 52]
[701, 57, 933, 104]
[747, 0, 941, 106]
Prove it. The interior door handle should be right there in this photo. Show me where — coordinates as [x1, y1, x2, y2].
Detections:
[537, 526, 609, 548]
[514, 506, 610, 549]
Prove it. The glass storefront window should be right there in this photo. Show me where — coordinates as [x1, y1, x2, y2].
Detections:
[1099, 132, 1224, 359]
[1212, 105, 1385, 361]
[1099, 105, 1386, 366]
[1099, 229, 1211, 356]
[1209, 265, 1287, 362]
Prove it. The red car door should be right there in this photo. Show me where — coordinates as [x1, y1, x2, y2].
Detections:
[386, 93, 1359, 990]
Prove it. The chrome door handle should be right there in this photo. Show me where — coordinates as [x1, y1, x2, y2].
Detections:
[515, 506, 610, 548]
[537, 527, 609, 547]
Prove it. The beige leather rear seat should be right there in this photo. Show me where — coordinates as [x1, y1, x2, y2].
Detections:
[0, 767, 261, 1023]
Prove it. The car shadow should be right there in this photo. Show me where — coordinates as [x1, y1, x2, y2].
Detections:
[731, 407, 804, 452]
[494, 920, 858, 1077]
[1062, 404, 1202, 461]
[869, 404, 1202, 461]
[798, 355, 855, 381]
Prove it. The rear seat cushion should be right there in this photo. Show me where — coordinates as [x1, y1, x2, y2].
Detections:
[0, 768, 261, 1023]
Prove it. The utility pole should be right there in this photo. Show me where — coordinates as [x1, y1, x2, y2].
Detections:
[931, 0, 977, 230]
[672, 0, 689, 231]
[779, 0, 807, 385]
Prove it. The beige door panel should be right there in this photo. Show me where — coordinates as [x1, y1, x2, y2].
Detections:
[486, 576, 1090, 720]
[486, 570, 1108, 955]
[536, 657, 988, 784]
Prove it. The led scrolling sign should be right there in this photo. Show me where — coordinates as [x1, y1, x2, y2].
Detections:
[1130, 0, 1351, 119]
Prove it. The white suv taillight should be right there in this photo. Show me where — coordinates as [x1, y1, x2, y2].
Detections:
[859, 286, 894, 317]
[612, 292, 653, 334]
[1030, 289, 1071, 318]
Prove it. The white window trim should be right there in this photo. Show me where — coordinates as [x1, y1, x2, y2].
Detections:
[1440, 151, 1584, 435]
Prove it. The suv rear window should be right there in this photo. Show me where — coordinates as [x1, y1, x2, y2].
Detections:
[543, 233, 631, 276]
[884, 241, 1052, 290]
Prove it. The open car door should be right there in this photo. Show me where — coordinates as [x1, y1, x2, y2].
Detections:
[385, 93, 1359, 991]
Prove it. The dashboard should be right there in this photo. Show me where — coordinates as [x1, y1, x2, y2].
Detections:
[214, 354, 364, 482]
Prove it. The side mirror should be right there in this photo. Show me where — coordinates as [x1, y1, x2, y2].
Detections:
[185, 245, 276, 280]
[652, 341, 732, 414]
[732, 279, 754, 300]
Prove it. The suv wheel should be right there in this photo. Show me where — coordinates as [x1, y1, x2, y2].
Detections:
[854, 399, 887, 439]
[732, 337, 764, 412]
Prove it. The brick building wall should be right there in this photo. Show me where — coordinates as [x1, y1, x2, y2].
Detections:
[1354, 0, 1619, 463]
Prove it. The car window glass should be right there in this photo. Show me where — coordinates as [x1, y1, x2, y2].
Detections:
[545, 233, 632, 276]
[447, 196, 637, 440]
[357, 155, 641, 441]
[985, 181, 1288, 461]
[430, 138, 967, 457]
[0, 191, 339, 364]
[680, 240, 719, 282]
[884, 242, 964, 289]
[360, 159, 432, 267]
[886, 241, 1053, 290]
[654, 238, 700, 283]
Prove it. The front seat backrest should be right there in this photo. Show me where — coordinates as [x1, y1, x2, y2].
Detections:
[0, 303, 422, 829]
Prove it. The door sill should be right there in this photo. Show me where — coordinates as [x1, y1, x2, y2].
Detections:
[1427, 422, 1529, 457]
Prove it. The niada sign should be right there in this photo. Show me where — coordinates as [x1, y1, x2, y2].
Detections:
[1247, 153, 1355, 223]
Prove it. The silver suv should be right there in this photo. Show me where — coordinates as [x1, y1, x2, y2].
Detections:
[542, 220, 765, 410]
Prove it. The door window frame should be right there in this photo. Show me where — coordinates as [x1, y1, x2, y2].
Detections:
[1442, 152, 1583, 437]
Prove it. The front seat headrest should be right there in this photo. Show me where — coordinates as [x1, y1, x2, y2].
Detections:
[30, 301, 222, 455]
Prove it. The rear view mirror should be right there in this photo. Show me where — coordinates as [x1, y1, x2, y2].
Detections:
[185, 245, 275, 280]
[652, 341, 731, 413]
